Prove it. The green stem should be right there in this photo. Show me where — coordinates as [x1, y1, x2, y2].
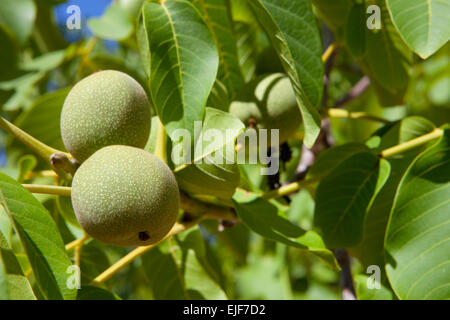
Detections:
[262, 178, 319, 200]
[380, 128, 443, 158]
[326, 108, 392, 124]
[179, 192, 238, 221]
[0, 117, 78, 176]
[65, 233, 90, 251]
[22, 184, 71, 197]
[92, 219, 200, 285]
[155, 119, 167, 163]
[0, 117, 62, 160]
[260, 128, 444, 200]
[322, 43, 337, 63]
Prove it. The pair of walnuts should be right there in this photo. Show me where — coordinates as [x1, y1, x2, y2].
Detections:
[61, 70, 179, 247]
[62, 70, 301, 247]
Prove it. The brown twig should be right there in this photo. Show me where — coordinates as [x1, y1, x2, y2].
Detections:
[334, 249, 357, 300]
[334, 76, 371, 108]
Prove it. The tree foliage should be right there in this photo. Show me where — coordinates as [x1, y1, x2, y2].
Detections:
[0, 0, 449, 300]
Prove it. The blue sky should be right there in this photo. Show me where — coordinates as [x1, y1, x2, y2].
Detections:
[53, 0, 113, 43]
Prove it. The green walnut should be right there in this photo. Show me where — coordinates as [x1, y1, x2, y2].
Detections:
[229, 73, 301, 145]
[71, 145, 180, 247]
[60, 70, 151, 162]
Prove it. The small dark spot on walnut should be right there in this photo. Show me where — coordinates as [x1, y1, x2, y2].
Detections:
[138, 231, 150, 241]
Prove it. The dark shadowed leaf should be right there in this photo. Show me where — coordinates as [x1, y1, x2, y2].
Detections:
[190, 0, 244, 100]
[234, 21, 259, 82]
[307, 143, 369, 181]
[345, 3, 366, 57]
[233, 189, 339, 269]
[77, 286, 119, 300]
[354, 274, 393, 300]
[352, 117, 437, 272]
[314, 152, 390, 248]
[0, 0, 36, 45]
[362, 1, 411, 102]
[141, 227, 227, 299]
[10, 88, 70, 152]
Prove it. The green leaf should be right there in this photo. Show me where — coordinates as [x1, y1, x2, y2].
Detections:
[33, 0, 67, 52]
[248, 0, 323, 148]
[0, 230, 36, 300]
[230, 0, 258, 25]
[232, 190, 339, 270]
[175, 161, 240, 201]
[56, 196, 80, 228]
[174, 108, 242, 200]
[86, 53, 146, 83]
[207, 78, 230, 111]
[0, 274, 36, 300]
[141, 227, 227, 299]
[307, 142, 370, 181]
[0, 208, 12, 248]
[0, 72, 45, 111]
[192, 107, 245, 165]
[345, 3, 366, 57]
[118, 0, 145, 19]
[385, 129, 450, 300]
[0, 0, 36, 45]
[21, 49, 71, 73]
[310, 0, 352, 30]
[78, 242, 110, 285]
[191, 0, 244, 99]
[16, 155, 37, 183]
[375, 116, 437, 152]
[363, 2, 411, 99]
[234, 21, 259, 82]
[9, 88, 70, 152]
[0, 173, 76, 300]
[140, 0, 219, 142]
[77, 286, 119, 300]
[88, 3, 134, 40]
[354, 275, 393, 300]
[0, 25, 19, 81]
[352, 117, 437, 271]
[386, 0, 450, 59]
[398, 116, 437, 144]
[314, 152, 391, 248]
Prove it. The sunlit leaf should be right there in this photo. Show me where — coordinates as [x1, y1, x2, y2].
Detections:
[248, 0, 323, 148]
[385, 129, 450, 300]
[0, 173, 76, 300]
[88, 3, 134, 40]
[140, 0, 219, 142]
[386, 0, 450, 59]
[191, 0, 244, 99]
